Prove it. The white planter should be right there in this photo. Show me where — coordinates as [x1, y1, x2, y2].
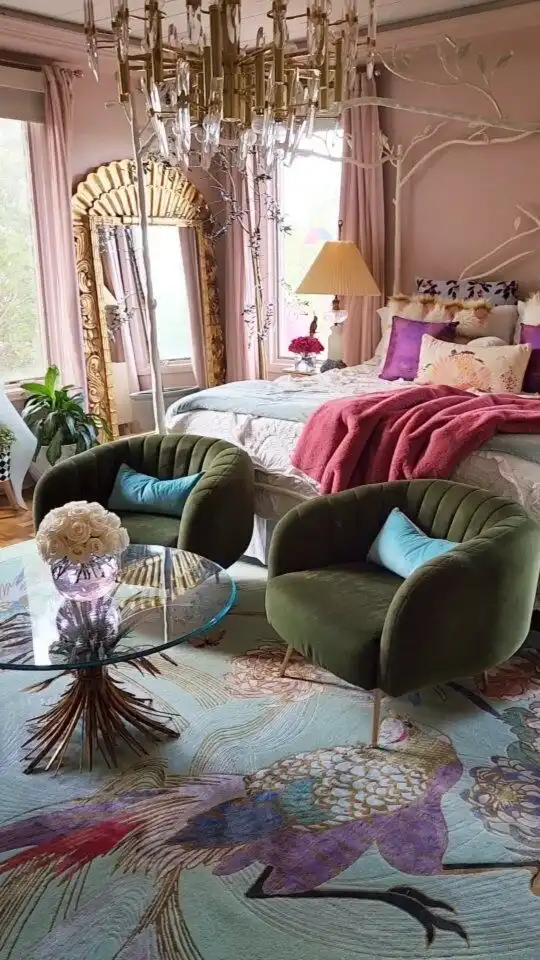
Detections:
[29, 444, 77, 482]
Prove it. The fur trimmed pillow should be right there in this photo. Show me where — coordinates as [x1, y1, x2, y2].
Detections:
[375, 296, 424, 358]
[416, 335, 531, 394]
[518, 293, 540, 326]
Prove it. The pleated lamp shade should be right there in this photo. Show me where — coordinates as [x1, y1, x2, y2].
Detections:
[296, 241, 380, 296]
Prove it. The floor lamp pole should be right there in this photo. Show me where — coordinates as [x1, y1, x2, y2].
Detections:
[129, 92, 166, 434]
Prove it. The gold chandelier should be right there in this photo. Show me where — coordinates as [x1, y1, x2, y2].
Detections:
[84, 0, 378, 171]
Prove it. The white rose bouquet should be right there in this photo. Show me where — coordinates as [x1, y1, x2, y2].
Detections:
[36, 501, 130, 566]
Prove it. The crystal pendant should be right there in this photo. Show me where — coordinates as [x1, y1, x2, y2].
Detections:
[186, 0, 204, 50]
[169, 23, 179, 49]
[251, 112, 264, 136]
[284, 117, 307, 166]
[116, 0, 130, 62]
[176, 58, 190, 99]
[366, 0, 378, 79]
[84, 0, 99, 81]
[173, 106, 191, 168]
[343, 0, 359, 81]
[153, 114, 170, 157]
[237, 127, 257, 171]
[305, 72, 320, 137]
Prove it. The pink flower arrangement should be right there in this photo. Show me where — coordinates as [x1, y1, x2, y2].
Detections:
[288, 335, 324, 355]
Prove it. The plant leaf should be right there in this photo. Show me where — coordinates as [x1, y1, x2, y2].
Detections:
[20, 382, 50, 397]
[457, 43, 471, 60]
[477, 53, 486, 76]
[496, 51, 513, 69]
[44, 365, 60, 396]
[445, 35, 457, 49]
[46, 430, 64, 466]
[514, 216, 522, 232]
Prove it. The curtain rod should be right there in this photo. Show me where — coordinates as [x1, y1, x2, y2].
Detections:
[0, 52, 46, 71]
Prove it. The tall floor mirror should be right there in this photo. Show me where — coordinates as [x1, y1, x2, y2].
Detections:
[72, 160, 225, 438]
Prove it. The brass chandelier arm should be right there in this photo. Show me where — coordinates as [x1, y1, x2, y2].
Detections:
[84, 0, 364, 171]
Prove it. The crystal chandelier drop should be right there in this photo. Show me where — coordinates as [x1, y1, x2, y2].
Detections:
[83, 0, 366, 172]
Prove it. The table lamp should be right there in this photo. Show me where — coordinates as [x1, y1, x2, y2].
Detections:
[296, 239, 380, 341]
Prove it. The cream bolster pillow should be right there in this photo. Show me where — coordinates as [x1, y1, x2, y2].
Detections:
[415, 335, 532, 394]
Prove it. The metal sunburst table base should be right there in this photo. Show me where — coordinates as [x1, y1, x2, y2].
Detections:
[22, 662, 179, 774]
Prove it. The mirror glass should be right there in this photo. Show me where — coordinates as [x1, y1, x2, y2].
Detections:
[95, 221, 197, 434]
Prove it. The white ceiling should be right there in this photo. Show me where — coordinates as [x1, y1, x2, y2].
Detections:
[0, 0, 517, 46]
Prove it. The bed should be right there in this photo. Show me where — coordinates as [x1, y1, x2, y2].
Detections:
[165, 358, 540, 564]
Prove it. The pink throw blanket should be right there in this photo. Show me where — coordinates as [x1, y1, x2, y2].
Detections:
[291, 384, 540, 494]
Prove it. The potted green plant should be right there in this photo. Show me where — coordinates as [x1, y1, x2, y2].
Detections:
[0, 425, 16, 482]
[21, 366, 110, 480]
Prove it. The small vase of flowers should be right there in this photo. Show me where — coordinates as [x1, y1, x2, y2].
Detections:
[0, 426, 16, 483]
[288, 335, 325, 374]
[36, 501, 129, 601]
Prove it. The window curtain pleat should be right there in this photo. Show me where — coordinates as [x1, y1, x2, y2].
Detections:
[178, 226, 207, 387]
[338, 73, 385, 365]
[28, 66, 86, 397]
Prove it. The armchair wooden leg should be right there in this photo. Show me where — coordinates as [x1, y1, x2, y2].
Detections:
[279, 645, 294, 678]
[371, 690, 382, 747]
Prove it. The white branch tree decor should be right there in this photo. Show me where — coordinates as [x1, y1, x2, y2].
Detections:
[337, 37, 540, 293]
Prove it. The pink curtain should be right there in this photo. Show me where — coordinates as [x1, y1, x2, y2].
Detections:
[339, 72, 385, 365]
[179, 227, 207, 386]
[29, 66, 86, 395]
[223, 166, 251, 381]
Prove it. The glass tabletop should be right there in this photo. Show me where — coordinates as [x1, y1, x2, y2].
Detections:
[0, 544, 236, 671]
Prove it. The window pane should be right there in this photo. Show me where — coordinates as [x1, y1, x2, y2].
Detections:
[147, 225, 192, 362]
[278, 129, 343, 356]
[0, 118, 44, 382]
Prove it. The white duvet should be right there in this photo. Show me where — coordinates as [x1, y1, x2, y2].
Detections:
[166, 360, 540, 523]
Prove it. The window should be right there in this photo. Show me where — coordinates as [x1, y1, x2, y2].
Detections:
[0, 117, 44, 383]
[132, 224, 192, 364]
[273, 128, 344, 363]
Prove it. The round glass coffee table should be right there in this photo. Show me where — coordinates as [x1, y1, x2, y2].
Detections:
[0, 544, 236, 773]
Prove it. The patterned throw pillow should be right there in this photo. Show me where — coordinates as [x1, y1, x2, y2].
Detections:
[416, 278, 518, 305]
[416, 335, 531, 394]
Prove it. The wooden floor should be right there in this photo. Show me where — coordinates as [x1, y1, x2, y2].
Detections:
[0, 493, 34, 547]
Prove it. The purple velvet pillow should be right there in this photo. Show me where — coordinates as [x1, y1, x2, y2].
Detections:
[380, 316, 458, 381]
[520, 324, 540, 392]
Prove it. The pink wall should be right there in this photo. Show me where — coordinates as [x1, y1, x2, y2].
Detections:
[71, 71, 132, 185]
[380, 24, 540, 297]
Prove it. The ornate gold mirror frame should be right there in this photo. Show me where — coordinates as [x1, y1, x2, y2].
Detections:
[72, 159, 225, 437]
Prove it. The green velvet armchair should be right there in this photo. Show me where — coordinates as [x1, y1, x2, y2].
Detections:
[33, 434, 255, 569]
[266, 480, 540, 744]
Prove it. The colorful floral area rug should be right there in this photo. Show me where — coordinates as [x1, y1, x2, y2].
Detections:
[0, 553, 540, 959]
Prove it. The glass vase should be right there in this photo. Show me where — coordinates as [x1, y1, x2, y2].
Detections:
[51, 554, 119, 601]
[294, 352, 317, 374]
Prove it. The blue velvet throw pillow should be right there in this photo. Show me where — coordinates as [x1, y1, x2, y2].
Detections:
[367, 507, 455, 578]
[108, 464, 203, 518]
